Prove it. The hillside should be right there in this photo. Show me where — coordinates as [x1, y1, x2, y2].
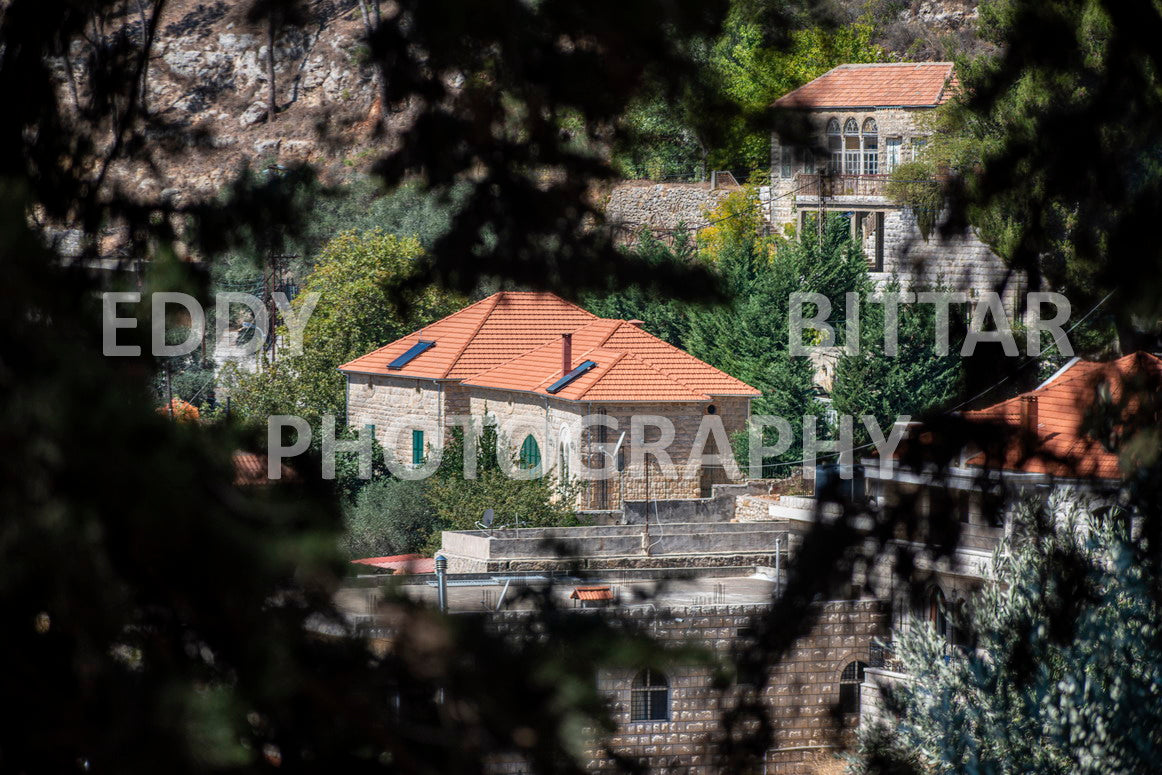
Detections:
[61, 0, 984, 206]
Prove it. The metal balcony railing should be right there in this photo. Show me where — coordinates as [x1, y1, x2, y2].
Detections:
[868, 641, 904, 673]
[794, 172, 893, 198]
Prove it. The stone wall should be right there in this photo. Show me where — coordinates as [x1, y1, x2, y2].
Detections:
[345, 373, 447, 470]
[438, 523, 791, 573]
[577, 398, 752, 510]
[603, 181, 734, 240]
[488, 600, 889, 774]
[347, 375, 755, 512]
[766, 105, 1021, 313]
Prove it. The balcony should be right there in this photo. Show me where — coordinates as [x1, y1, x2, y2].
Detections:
[868, 640, 904, 673]
[793, 172, 892, 199]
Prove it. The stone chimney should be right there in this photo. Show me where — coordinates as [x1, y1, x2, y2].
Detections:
[1020, 394, 1039, 432]
[561, 333, 572, 375]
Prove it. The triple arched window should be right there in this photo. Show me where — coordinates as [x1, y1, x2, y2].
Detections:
[827, 116, 879, 175]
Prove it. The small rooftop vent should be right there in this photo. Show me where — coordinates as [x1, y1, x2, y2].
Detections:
[388, 340, 435, 370]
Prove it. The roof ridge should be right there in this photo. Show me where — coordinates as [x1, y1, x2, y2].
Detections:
[457, 308, 599, 382]
[579, 350, 707, 401]
[440, 292, 502, 378]
[610, 322, 755, 395]
[573, 350, 630, 400]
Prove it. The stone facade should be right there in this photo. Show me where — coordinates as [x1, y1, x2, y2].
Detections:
[765, 106, 1020, 311]
[345, 376, 753, 511]
[603, 181, 735, 242]
[488, 600, 889, 774]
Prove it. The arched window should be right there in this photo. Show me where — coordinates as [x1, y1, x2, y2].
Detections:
[862, 118, 879, 175]
[928, 587, 948, 638]
[949, 598, 969, 649]
[558, 427, 573, 482]
[630, 669, 670, 721]
[519, 434, 541, 471]
[842, 118, 861, 174]
[839, 661, 867, 714]
[826, 118, 842, 173]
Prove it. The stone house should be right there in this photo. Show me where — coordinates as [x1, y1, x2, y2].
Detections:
[855, 352, 1162, 666]
[339, 291, 761, 511]
[765, 62, 1017, 306]
[344, 570, 889, 775]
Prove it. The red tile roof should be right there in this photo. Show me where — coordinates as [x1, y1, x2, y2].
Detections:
[233, 451, 296, 485]
[339, 291, 760, 402]
[963, 352, 1162, 479]
[351, 554, 435, 574]
[774, 63, 958, 109]
[570, 585, 614, 601]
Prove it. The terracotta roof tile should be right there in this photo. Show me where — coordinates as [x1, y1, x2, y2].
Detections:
[233, 451, 296, 485]
[570, 585, 614, 601]
[339, 292, 761, 403]
[963, 352, 1162, 479]
[774, 62, 957, 109]
[350, 554, 435, 574]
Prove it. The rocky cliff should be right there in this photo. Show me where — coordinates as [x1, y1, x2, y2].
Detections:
[57, 0, 982, 207]
[60, 0, 388, 205]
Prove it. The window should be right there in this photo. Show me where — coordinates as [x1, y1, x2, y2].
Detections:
[630, 669, 670, 721]
[800, 147, 816, 175]
[779, 145, 792, 179]
[911, 137, 928, 162]
[929, 587, 948, 638]
[411, 430, 425, 465]
[843, 118, 860, 174]
[559, 442, 570, 481]
[839, 661, 867, 714]
[388, 340, 435, 370]
[862, 118, 878, 175]
[826, 119, 842, 173]
[885, 137, 902, 172]
[519, 434, 541, 471]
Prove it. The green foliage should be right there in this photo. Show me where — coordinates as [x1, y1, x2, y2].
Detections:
[861, 492, 1162, 774]
[231, 230, 461, 422]
[938, 0, 1162, 348]
[616, 9, 886, 177]
[342, 478, 438, 559]
[588, 213, 868, 474]
[581, 232, 699, 347]
[831, 280, 965, 442]
[885, 160, 943, 241]
[151, 324, 217, 408]
[425, 426, 581, 550]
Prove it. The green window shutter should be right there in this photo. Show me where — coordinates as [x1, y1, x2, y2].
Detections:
[412, 430, 424, 465]
[519, 435, 541, 471]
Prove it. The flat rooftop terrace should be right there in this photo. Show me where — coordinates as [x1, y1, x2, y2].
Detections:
[335, 570, 781, 621]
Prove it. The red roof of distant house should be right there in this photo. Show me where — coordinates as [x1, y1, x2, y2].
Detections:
[339, 291, 760, 402]
[233, 451, 296, 485]
[774, 62, 958, 109]
[963, 352, 1162, 479]
[570, 585, 614, 601]
[351, 554, 435, 574]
